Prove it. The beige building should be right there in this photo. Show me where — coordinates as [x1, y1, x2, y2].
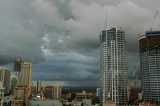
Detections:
[14, 60, 32, 106]
[43, 85, 62, 100]
[0, 81, 4, 106]
[13, 86, 31, 106]
[0, 68, 11, 94]
[103, 100, 117, 106]
[139, 102, 156, 106]
[17, 62, 32, 87]
[76, 91, 96, 101]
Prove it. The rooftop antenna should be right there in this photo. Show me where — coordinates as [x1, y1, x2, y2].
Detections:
[104, 12, 108, 30]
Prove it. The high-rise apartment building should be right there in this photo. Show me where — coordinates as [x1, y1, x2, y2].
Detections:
[0, 81, 4, 106]
[13, 59, 32, 106]
[52, 86, 62, 100]
[36, 80, 41, 94]
[16, 61, 32, 87]
[0, 68, 11, 94]
[139, 30, 160, 102]
[99, 27, 128, 105]
[11, 77, 17, 93]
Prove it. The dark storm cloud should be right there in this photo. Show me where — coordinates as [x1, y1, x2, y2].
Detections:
[0, 0, 45, 64]
[31, 0, 160, 83]
[1, 0, 160, 86]
[32, 58, 99, 81]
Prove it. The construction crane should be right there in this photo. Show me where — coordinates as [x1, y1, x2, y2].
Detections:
[149, 9, 159, 31]
[138, 9, 159, 39]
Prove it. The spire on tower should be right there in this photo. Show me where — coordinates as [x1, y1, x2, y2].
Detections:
[104, 13, 108, 30]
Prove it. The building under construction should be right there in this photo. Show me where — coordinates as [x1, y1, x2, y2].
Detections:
[139, 30, 160, 102]
[14, 58, 24, 72]
[13, 58, 32, 106]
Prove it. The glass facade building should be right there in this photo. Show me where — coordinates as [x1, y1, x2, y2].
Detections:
[139, 31, 160, 102]
[99, 27, 128, 106]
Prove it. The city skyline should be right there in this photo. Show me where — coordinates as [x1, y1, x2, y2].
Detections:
[0, 0, 160, 86]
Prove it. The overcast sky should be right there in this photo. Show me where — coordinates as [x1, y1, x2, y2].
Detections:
[1, 0, 160, 86]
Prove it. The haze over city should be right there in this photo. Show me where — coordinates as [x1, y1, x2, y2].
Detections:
[1, 0, 160, 86]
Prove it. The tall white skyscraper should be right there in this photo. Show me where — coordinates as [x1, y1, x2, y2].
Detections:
[99, 26, 128, 105]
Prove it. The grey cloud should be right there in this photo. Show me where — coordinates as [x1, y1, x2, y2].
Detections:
[32, 0, 155, 81]
[32, 59, 99, 81]
[0, 0, 45, 64]
[35, 0, 156, 53]
[1, 0, 159, 85]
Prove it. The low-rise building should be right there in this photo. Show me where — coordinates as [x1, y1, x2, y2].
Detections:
[29, 99, 62, 106]
[103, 99, 117, 106]
[139, 102, 156, 106]
[76, 91, 96, 101]
[43, 85, 62, 100]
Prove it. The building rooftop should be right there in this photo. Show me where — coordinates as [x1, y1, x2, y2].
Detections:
[29, 100, 62, 106]
[146, 30, 160, 36]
